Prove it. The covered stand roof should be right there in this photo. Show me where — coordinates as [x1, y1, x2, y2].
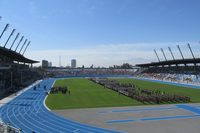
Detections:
[0, 46, 39, 64]
[136, 58, 200, 67]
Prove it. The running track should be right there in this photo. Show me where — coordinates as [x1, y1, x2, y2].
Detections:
[0, 78, 122, 133]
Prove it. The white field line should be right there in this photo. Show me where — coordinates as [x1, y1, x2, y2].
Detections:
[43, 79, 56, 111]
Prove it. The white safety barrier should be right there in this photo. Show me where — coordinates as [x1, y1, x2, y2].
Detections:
[0, 121, 21, 133]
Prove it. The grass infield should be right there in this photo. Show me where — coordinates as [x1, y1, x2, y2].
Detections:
[46, 78, 200, 110]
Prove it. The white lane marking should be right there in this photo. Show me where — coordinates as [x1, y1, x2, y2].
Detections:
[43, 79, 56, 111]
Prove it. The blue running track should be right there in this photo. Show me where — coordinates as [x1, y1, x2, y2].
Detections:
[0, 78, 122, 133]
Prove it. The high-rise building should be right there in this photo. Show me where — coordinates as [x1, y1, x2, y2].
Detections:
[48, 62, 52, 67]
[71, 59, 76, 68]
[42, 60, 48, 68]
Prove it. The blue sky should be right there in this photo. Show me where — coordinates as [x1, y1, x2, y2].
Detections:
[0, 0, 200, 67]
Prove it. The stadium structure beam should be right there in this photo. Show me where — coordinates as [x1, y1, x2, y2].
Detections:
[168, 46, 178, 67]
[161, 48, 167, 61]
[0, 24, 9, 39]
[154, 49, 160, 62]
[187, 43, 195, 59]
[19, 39, 27, 54]
[10, 32, 19, 50]
[22, 41, 30, 55]
[15, 36, 24, 51]
[177, 45, 187, 66]
[187, 43, 197, 74]
[4, 29, 15, 48]
[168, 47, 175, 60]
[177, 45, 184, 60]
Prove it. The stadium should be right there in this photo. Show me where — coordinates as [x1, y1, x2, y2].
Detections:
[1, 1, 200, 133]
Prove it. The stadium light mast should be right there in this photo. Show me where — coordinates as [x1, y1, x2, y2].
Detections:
[4, 29, 15, 48]
[10, 32, 20, 50]
[168, 47, 175, 61]
[15, 36, 24, 51]
[154, 49, 160, 62]
[177, 45, 184, 60]
[0, 24, 9, 39]
[22, 41, 30, 55]
[19, 39, 27, 54]
[161, 48, 167, 61]
[187, 43, 195, 59]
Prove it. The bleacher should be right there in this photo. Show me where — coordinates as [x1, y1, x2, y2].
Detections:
[45, 68, 135, 78]
[0, 21, 41, 99]
[135, 44, 200, 85]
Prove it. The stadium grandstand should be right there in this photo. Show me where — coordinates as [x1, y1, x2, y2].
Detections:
[136, 44, 200, 85]
[45, 67, 136, 78]
[2, 1, 200, 133]
[0, 46, 41, 99]
[0, 17, 41, 132]
[0, 17, 41, 99]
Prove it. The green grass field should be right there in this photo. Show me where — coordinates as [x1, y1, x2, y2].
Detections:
[115, 78, 200, 103]
[46, 78, 142, 109]
[46, 78, 200, 110]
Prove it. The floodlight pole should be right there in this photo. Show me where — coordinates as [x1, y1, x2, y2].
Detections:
[161, 48, 167, 61]
[22, 41, 30, 55]
[15, 36, 24, 51]
[19, 39, 27, 54]
[4, 29, 15, 48]
[10, 32, 19, 50]
[0, 24, 9, 39]
[154, 49, 160, 62]
[168, 47, 175, 60]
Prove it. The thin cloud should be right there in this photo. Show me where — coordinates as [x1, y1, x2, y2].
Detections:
[26, 42, 200, 67]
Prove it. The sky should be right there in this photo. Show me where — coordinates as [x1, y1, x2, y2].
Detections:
[0, 0, 200, 67]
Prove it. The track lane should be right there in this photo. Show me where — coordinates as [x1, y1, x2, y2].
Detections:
[0, 78, 122, 133]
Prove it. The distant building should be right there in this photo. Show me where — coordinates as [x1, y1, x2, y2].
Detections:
[42, 60, 48, 68]
[71, 59, 76, 68]
[48, 62, 52, 67]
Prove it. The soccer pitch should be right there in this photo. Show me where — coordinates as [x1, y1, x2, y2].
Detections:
[46, 78, 200, 110]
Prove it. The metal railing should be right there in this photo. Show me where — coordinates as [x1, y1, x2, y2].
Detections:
[0, 121, 21, 133]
